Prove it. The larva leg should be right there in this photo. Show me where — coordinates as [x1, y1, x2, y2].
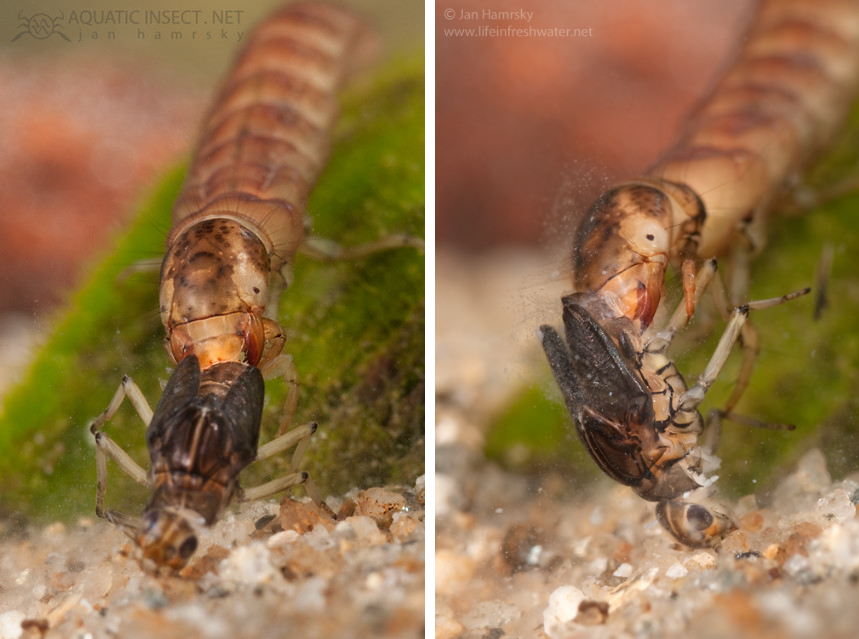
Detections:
[264, 265, 295, 323]
[662, 258, 718, 337]
[700, 408, 723, 453]
[701, 260, 762, 414]
[641, 259, 718, 361]
[258, 352, 300, 438]
[257, 318, 299, 440]
[258, 318, 287, 369]
[702, 406, 796, 455]
[115, 257, 163, 283]
[299, 233, 425, 261]
[680, 259, 698, 322]
[784, 172, 859, 215]
[707, 268, 732, 321]
[245, 421, 326, 507]
[814, 243, 835, 321]
[723, 322, 760, 413]
[678, 289, 810, 418]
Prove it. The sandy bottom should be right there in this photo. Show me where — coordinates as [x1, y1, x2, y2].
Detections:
[436, 249, 859, 639]
[0, 480, 424, 639]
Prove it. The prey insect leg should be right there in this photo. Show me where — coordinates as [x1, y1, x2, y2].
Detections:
[701, 407, 796, 454]
[256, 353, 326, 504]
[90, 376, 153, 528]
[254, 348, 326, 506]
[676, 288, 811, 421]
[299, 233, 425, 262]
[246, 421, 326, 506]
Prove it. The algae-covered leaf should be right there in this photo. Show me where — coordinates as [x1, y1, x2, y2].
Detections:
[0, 54, 425, 523]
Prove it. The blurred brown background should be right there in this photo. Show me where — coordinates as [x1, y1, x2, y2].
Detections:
[436, 0, 753, 251]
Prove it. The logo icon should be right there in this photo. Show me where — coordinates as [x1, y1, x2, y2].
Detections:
[12, 11, 71, 42]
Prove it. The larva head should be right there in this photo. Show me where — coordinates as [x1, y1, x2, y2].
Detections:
[159, 218, 270, 366]
[573, 185, 673, 330]
[656, 499, 735, 548]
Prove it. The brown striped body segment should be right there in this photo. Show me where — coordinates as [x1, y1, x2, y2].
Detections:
[160, 2, 371, 369]
[651, 0, 859, 260]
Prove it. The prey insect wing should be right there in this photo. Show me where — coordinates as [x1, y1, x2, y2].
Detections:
[146, 357, 265, 521]
[540, 299, 660, 489]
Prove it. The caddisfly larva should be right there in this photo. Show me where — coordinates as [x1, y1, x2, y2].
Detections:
[541, 0, 859, 547]
[90, 2, 376, 571]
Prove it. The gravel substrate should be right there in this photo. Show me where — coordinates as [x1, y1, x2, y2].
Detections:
[436, 249, 859, 639]
[437, 426, 859, 639]
[0, 480, 424, 639]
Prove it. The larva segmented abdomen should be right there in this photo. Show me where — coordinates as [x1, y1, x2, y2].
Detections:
[169, 2, 372, 268]
[651, 0, 859, 257]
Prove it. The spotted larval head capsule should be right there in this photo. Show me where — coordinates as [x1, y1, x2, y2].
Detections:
[573, 180, 705, 330]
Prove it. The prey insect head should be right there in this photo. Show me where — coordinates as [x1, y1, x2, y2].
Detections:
[98, 504, 201, 572]
[656, 497, 735, 548]
[135, 508, 201, 571]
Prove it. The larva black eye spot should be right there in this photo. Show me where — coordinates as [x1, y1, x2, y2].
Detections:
[646, 234, 655, 241]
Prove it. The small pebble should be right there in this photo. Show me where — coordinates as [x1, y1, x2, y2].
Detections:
[435, 613, 464, 639]
[814, 489, 856, 525]
[686, 552, 717, 570]
[0, 611, 25, 639]
[436, 550, 477, 592]
[543, 586, 585, 639]
[613, 563, 633, 578]
[460, 600, 521, 630]
[356, 488, 406, 529]
[665, 562, 688, 579]
[739, 511, 764, 533]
